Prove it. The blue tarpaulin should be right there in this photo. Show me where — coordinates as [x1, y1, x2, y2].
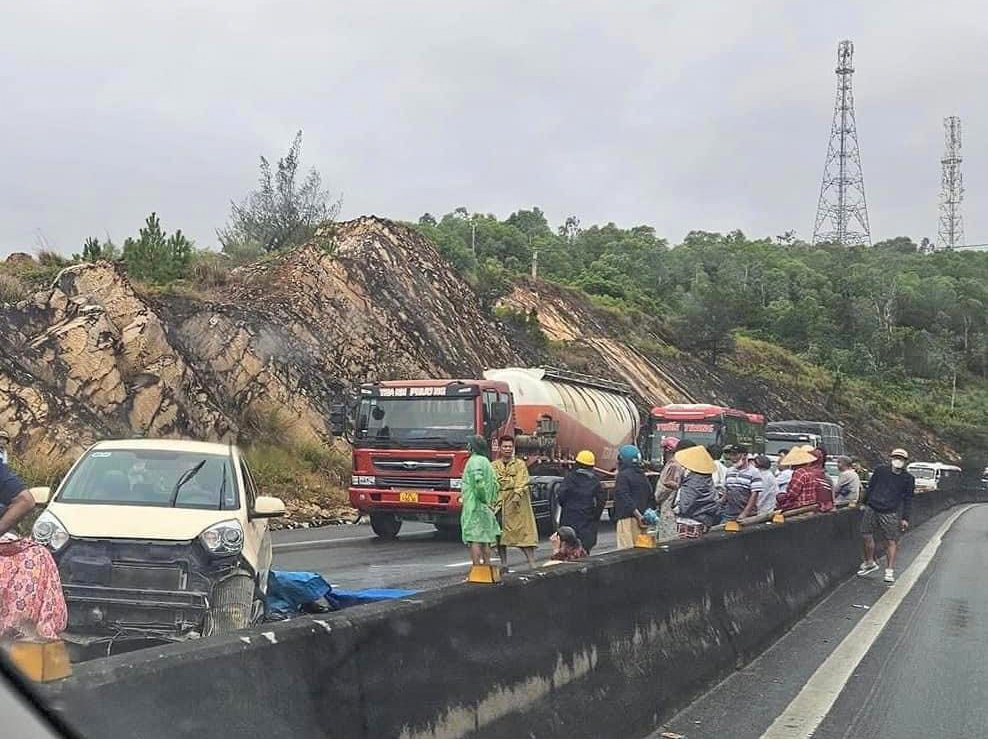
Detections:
[331, 588, 418, 607]
[266, 571, 334, 615]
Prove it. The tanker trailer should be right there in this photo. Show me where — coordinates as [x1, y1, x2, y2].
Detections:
[483, 366, 640, 530]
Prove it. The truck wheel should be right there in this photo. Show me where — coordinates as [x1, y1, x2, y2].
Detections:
[370, 513, 402, 539]
[207, 572, 256, 635]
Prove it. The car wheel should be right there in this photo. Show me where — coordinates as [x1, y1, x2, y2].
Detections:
[208, 572, 256, 634]
[370, 513, 402, 539]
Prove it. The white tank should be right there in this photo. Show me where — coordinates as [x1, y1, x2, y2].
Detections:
[483, 367, 639, 470]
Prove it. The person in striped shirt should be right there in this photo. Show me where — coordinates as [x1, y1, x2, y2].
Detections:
[722, 444, 763, 520]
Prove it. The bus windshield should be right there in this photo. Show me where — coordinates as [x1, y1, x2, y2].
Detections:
[354, 396, 475, 448]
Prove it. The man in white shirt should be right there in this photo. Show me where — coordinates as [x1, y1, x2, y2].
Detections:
[775, 448, 793, 493]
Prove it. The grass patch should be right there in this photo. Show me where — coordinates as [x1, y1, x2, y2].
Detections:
[0, 272, 29, 303]
[244, 441, 352, 527]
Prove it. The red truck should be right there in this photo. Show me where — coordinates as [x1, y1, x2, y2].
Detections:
[337, 367, 639, 539]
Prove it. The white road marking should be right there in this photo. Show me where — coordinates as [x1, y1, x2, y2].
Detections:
[761, 504, 974, 739]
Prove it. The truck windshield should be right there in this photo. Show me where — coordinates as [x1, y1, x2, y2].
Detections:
[57, 449, 238, 509]
[354, 397, 475, 448]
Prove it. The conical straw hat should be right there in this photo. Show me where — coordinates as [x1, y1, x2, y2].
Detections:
[781, 448, 816, 466]
[674, 446, 716, 475]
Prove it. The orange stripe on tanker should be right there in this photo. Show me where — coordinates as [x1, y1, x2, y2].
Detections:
[484, 367, 639, 471]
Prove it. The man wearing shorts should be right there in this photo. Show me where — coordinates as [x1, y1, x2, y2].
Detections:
[857, 448, 915, 584]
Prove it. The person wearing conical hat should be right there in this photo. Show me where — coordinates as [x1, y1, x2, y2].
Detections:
[671, 445, 722, 538]
[776, 447, 833, 512]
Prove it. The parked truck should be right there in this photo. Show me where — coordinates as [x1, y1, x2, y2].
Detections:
[338, 367, 639, 539]
[764, 420, 846, 458]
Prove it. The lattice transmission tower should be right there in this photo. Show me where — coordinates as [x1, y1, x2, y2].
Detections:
[812, 40, 871, 246]
[937, 116, 965, 250]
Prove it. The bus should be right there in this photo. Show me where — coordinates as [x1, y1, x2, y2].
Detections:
[647, 404, 765, 463]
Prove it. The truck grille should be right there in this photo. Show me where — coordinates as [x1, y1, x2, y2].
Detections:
[376, 476, 450, 490]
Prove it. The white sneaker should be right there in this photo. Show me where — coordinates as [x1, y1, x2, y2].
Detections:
[857, 561, 879, 576]
[884, 568, 895, 583]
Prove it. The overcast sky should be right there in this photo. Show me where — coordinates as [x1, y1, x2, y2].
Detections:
[2, 0, 984, 256]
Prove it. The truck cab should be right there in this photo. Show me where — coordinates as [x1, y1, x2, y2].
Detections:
[346, 380, 512, 538]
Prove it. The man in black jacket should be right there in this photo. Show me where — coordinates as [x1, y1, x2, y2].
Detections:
[613, 444, 651, 550]
[857, 448, 915, 584]
[557, 450, 608, 553]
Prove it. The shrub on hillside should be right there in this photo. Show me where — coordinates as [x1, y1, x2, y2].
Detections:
[0, 272, 28, 303]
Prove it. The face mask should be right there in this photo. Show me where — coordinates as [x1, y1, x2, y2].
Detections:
[891, 458, 906, 470]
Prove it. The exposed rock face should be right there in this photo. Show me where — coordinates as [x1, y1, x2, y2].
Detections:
[0, 215, 954, 467]
[0, 217, 520, 461]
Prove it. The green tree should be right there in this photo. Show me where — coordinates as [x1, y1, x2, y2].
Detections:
[122, 213, 194, 283]
[219, 130, 338, 255]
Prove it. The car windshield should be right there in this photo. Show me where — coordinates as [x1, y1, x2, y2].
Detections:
[910, 467, 936, 480]
[56, 449, 238, 509]
[354, 397, 474, 448]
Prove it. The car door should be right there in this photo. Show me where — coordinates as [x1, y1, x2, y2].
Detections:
[239, 458, 273, 591]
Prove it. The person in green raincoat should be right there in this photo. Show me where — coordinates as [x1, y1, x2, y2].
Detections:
[460, 435, 501, 566]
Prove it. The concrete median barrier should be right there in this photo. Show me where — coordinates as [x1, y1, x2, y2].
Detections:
[40, 488, 986, 739]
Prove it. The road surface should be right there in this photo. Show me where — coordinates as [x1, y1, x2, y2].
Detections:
[649, 503, 988, 739]
[272, 520, 619, 591]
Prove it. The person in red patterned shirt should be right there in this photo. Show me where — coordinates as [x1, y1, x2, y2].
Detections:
[776, 447, 833, 512]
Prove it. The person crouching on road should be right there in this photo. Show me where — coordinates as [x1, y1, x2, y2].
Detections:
[857, 448, 915, 584]
[556, 450, 607, 554]
[493, 435, 538, 571]
[0, 457, 67, 640]
[459, 436, 500, 568]
[550, 526, 588, 561]
[614, 445, 650, 549]
[671, 446, 722, 538]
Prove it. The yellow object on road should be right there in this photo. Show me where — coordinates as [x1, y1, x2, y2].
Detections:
[5, 639, 71, 682]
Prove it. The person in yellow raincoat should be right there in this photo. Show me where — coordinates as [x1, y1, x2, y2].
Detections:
[492, 435, 537, 570]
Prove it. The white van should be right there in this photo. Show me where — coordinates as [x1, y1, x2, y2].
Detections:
[906, 462, 962, 493]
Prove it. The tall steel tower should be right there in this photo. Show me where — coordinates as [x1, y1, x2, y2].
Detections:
[937, 116, 965, 250]
[813, 40, 871, 246]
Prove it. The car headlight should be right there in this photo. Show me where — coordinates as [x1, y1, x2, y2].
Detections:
[33, 511, 70, 552]
[199, 520, 244, 555]
[449, 478, 463, 490]
[351, 475, 376, 486]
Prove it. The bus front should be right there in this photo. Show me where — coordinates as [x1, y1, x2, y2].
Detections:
[348, 381, 482, 538]
[648, 405, 724, 464]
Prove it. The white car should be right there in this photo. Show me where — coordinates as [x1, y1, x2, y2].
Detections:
[31, 439, 285, 652]
[906, 462, 963, 493]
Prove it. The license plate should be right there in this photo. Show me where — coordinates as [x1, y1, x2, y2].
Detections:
[398, 491, 419, 503]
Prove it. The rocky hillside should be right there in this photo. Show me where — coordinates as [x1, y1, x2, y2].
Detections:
[0, 215, 955, 490]
[0, 217, 519, 467]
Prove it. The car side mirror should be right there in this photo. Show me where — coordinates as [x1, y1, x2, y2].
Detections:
[30, 487, 52, 507]
[252, 495, 286, 518]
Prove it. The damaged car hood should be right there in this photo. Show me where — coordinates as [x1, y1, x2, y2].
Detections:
[47, 503, 236, 541]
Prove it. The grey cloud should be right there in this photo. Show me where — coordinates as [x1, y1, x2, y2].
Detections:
[1, 0, 985, 256]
